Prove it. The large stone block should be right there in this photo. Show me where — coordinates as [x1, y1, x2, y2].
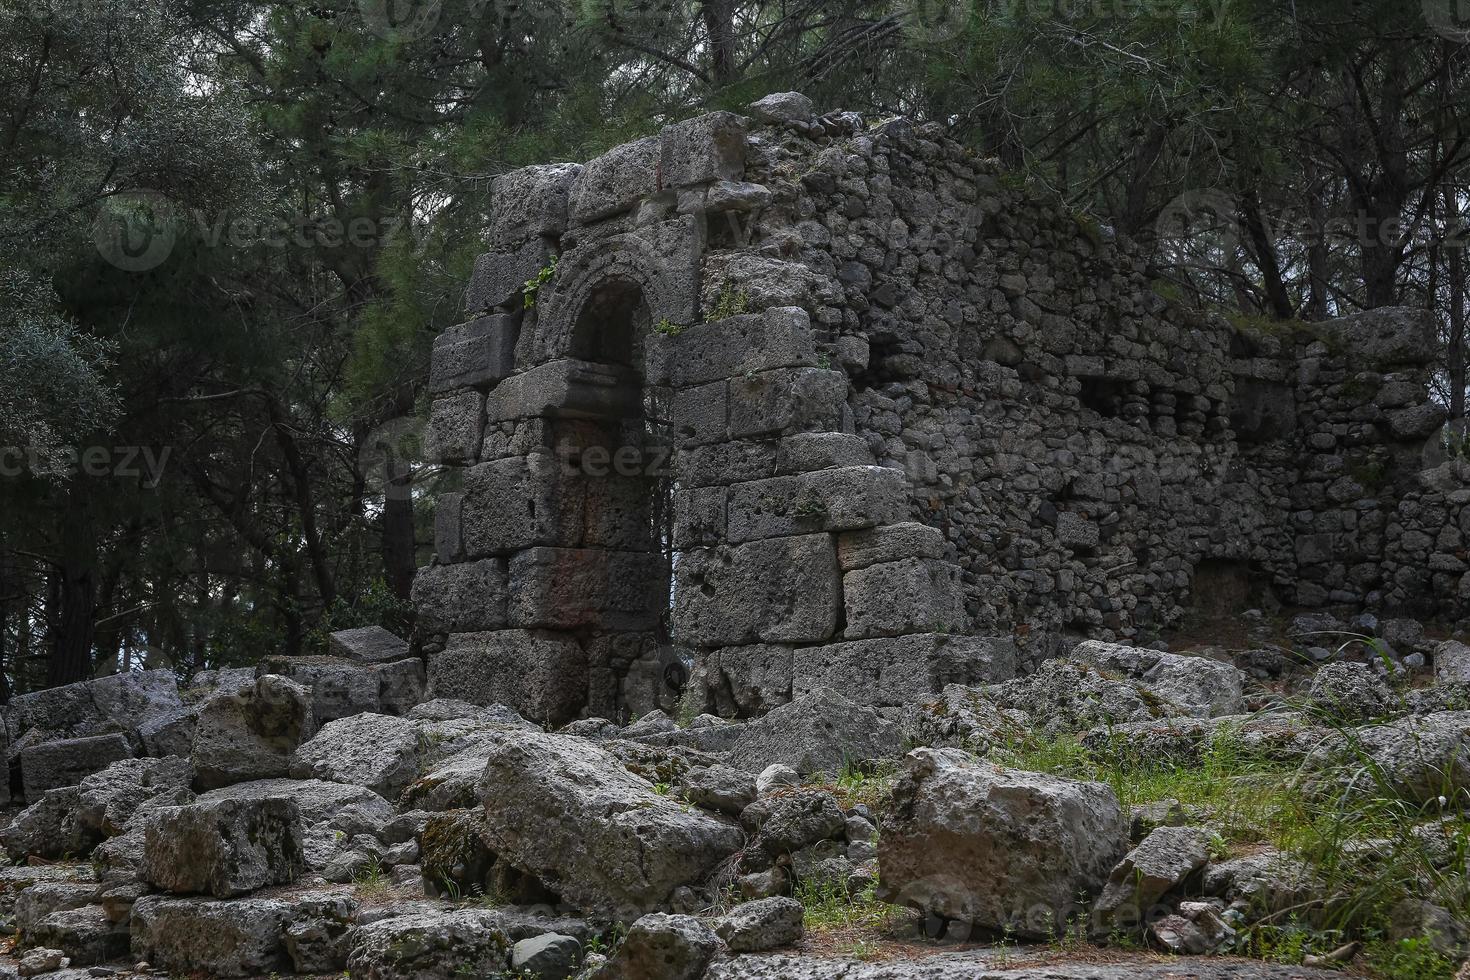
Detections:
[191, 675, 316, 791]
[507, 547, 668, 631]
[705, 644, 793, 717]
[726, 466, 908, 543]
[671, 380, 728, 446]
[433, 491, 464, 562]
[462, 453, 583, 556]
[837, 522, 945, 571]
[131, 894, 292, 977]
[476, 732, 744, 920]
[328, 625, 409, 664]
[425, 389, 484, 465]
[256, 656, 378, 723]
[484, 360, 642, 424]
[775, 431, 874, 474]
[877, 748, 1127, 938]
[412, 558, 509, 634]
[673, 534, 839, 647]
[2, 670, 182, 749]
[142, 797, 304, 897]
[655, 307, 815, 388]
[464, 240, 554, 314]
[791, 634, 1016, 707]
[843, 557, 966, 639]
[490, 163, 581, 246]
[673, 486, 726, 548]
[673, 440, 778, 487]
[570, 136, 660, 224]
[660, 111, 747, 188]
[428, 630, 587, 726]
[19, 733, 133, 801]
[429, 315, 519, 393]
[728, 368, 847, 439]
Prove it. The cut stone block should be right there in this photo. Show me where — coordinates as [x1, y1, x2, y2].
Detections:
[705, 645, 793, 717]
[728, 368, 847, 439]
[775, 432, 874, 475]
[1056, 511, 1100, 550]
[27, 905, 129, 966]
[660, 111, 747, 188]
[792, 634, 1016, 707]
[837, 522, 946, 571]
[412, 558, 509, 634]
[674, 440, 778, 487]
[570, 136, 660, 224]
[843, 557, 966, 639]
[507, 547, 668, 631]
[485, 360, 642, 424]
[191, 675, 315, 791]
[464, 240, 554, 314]
[673, 534, 839, 648]
[328, 626, 410, 664]
[429, 315, 520, 393]
[20, 734, 133, 801]
[425, 389, 484, 466]
[726, 466, 908, 543]
[433, 491, 464, 563]
[655, 307, 815, 388]
[462, 453, 584, 557]
[429, 630, 587, 726]
[673, 486, 727, 548]
[142, 797, 303, 897]
[671, 380, 728, 446]
[131, 894, 292, 977]
[490, 163, 581, 246]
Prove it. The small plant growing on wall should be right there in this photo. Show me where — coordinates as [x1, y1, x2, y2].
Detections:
[705, 280, 749, 321]
[654, 317, 684, 337]
[522, 255, 558, 309]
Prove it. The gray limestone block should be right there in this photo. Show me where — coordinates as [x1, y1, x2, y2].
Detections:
[424, 389, 484, 466]
[464, 240, 554, 314]
[657, 306, 816, 388]
[746, 92, 814, 124]
[461, 452, 584, 557]
[792, 634, 1016, 707]
[428, 629, 587, 726]
[674, 439, 778, 487]
[484, 360, 642, 425]
[725, 465, 908, 543]
[490, 163, 581, 246]
[843, 557, 966, 640]
[671, 380, 729, 446]
[775, 432, 874, 474]
[142, 797, 304, 897]
[506, 547, 668, 632]
[429, 314, 520, 394]
[131, 894, 293, 977]
[20, 734, 133, 802]
[837, 522, 946, 572]
[660, 111, 747, 188]
[672, 534, 839, 648]
[433, 491, 464, 562]
[570, 136, 660, 224]
[728, 368, 847, 440]
[411, 558, 508, 634]
[705, 645, 793, 717]
[673, 486, 727, 548]
[328, 625, 410, 664]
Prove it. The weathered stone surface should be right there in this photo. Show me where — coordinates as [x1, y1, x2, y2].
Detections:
[26, 905, 128, 966]
[747, 91, 814, 124]
[199, 777, 396, 835]
[19, 733, 133, 801]
[705, 644, 793, 716]
[727, 367, 847, 439]
[677, 764, 756, 816]
[328, 625, 410, 664]
[506, 547, 667, 631]
[793, 634, 1015, 707]
[464, 239, 553, 314]
[411, 558, 509, 634]
[660, 111, 746, 188]
[701, 956, 1345, 979]
[842, 558, 966, 639]
[986, 660, 1185, 735]
[131, 894, 291, 976]
[571, 136, 659, 224]
[3, 670, 181, 750]
[713, 896, 804, 952]
[424, 388, 484, 465]
[878, 748, 1127, 937]
[1094, 825, 1210, 931]
[726, 688, 903, 775]
[1436, 640, 1470, 684]
[142, 797, 303, 897]
[15, 882, 97, 940]
[345, 907, 514, 980]
[75, 756, 194, 837]
[1303, 710, 1470, 804]
[138, 705, 198, 758]
[1071, 641, 1244, 718]
[489, 162, 580, 245]
[461, 452, 582, 555]
[476, 732, 743, 920]
[429, 630, 586, 726]
[511, 933, 581, 980]
[290, 713, 427, 798]
[282, 891, 358, 973]
[656, 307, 815, 388]
[2, 787, 96, 861]
[837, 522, 946, 572]
[599, 913, 719, 980]
[430, 314, 519, 393]
[727, 466, 908, 543]
[674, 533, 839, 647]
[191, 674, 315, 790]
[1306, 662, 1393, 721]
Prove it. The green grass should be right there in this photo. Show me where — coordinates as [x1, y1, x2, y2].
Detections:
[794, 878, 905, 936]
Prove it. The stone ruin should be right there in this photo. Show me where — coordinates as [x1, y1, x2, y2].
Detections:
[413, 90, 1463, 725]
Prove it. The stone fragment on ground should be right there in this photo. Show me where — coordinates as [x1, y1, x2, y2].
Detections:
[724, 688, 902, 775]
[596, 913, 719, 980]
[141, 797, 303, 897]
[713, 896, 804, 952]
[877, 747, 1127, 937]
[1071, 641, 1246, 718]
[1094, 825, 1210, 931]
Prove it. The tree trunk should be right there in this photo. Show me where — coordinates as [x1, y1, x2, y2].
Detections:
[1450, 182, 1467, 419]
[381, 450, 416, 602]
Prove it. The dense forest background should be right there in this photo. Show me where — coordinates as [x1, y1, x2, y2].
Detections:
[1, 0, 1467, 694]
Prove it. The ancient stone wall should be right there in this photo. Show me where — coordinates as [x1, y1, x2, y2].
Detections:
[414, 93, 1461, 719]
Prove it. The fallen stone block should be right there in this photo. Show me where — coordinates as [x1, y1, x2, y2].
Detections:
[713, 896, 804, 952]
[345, 908, 513, 980]
[19, 733, 133, 802]
[75, 756, 194, 837]
[792, 634, 1015, 707]
[725, 688, 902, 776]
[877, 748, 1127, 938]
[130, 894, 292, 977]
[429, 630, 587, 727]
[26, 905, 128, 966]
[328, 625, 410, 664]
[1094, 825, 1210, 932]
[190, 674, 315, 790]
[1070, 641, 1245, 718]
[598, 913, 719, 980]
[142, 797, 303, 897]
